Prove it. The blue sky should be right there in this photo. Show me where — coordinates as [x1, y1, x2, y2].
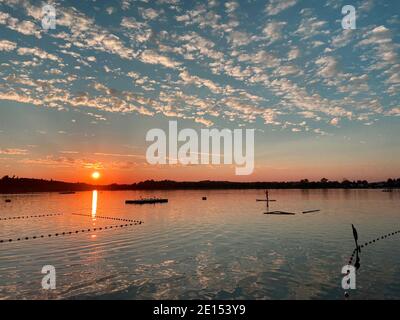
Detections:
[0, 0, 399, 182]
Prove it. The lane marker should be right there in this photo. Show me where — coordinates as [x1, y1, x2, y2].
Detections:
[71, 213, 140, 223]
[347, 229, 400, 265]
[0, 221, 144, 244]
[0, 213, 63, 221]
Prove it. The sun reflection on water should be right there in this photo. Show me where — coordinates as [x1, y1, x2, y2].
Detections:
[91, 190, 97, 220]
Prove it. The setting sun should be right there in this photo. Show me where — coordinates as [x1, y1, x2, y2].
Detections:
[91, 171, 101, 180]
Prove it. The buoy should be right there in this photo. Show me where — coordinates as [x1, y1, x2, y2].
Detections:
[202, 197, 207, 200]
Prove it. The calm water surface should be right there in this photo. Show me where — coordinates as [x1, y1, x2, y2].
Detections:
[0, 189, 399, 299]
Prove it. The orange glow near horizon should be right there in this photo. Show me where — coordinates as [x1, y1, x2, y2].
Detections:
[1, 157, 399, 184]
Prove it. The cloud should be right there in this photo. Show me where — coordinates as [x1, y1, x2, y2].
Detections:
[358, 25, 398, 84]
[17, 47, 60, 61]
[360, 25, 398, 75]
[385, 73, 400, 84]
[0, 11, 41, 38]
[263, 21, 287, 42]
[315, 56, 338, 78]
[225, 1, 239, 13]
[265, 0, 297, 15]
[0, 39, 17, 51]
[330, 117, 340, 126]
[8, 19, 41, 38]
[0, 148, 28, 155]
[359, 0, 375, 13]
[359, 26, 391, 46]
[331, 30, 354, 48]
[120, 17, 153, 43]
[140, 8, 161, 20]
[140, 50, 181, 69]
[386, 107, 400, 116]
[194, 117, 214, 127]
[179, 70, 223, 94]
[121, 0, 132, 10]
[93, 152, 144, 158]
[24, 5, 136, 60]
[174, 32, 224, 61]
[0, 0, 397, 138]
[295, 14, 328, 39]
[0, 91, 43, 106]
[275, 65, 301, 76]
[227, 31, 253, 47]
[287, 47, 300, 60]
[221, 98, 278, 124]
[18, 156, 104, 169]
[237, 50, 280, 68]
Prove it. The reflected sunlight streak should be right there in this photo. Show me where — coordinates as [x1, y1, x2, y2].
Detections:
[91, 190, 98, 220]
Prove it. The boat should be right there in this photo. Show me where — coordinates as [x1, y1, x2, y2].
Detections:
[382, 189, 394, 192]
[125, 198, 168, 205]
[264, 211, 295, 215]
[5, 199, 11, 203]
[59, 191, 76, 194]
[302, 209, 321, 214]
[256, 199, 277, 202]
[202, 197, 207, 200]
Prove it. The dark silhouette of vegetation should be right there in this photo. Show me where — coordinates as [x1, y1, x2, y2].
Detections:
[1, 175, 400, 194]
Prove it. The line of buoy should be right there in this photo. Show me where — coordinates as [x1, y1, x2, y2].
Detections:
[347, 229, 400, 265]
[71, 213, 139, 223]
[0, 213, 63, 221]
[0, 221, 144, 244]
[344, 229, 400, 299]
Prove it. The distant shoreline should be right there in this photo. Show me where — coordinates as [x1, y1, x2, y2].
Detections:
[1, 188, 399, 195]
[1, 176, 399, 194]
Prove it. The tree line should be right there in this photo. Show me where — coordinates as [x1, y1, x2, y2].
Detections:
[1, 175, 400, 193]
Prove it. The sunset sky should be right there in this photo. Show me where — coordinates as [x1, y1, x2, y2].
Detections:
[0, 0, 399, 184]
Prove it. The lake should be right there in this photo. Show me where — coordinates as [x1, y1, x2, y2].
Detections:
[1, 189, 400, 299]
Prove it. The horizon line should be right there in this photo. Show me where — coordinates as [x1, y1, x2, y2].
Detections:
[2, 175, 400, 186]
